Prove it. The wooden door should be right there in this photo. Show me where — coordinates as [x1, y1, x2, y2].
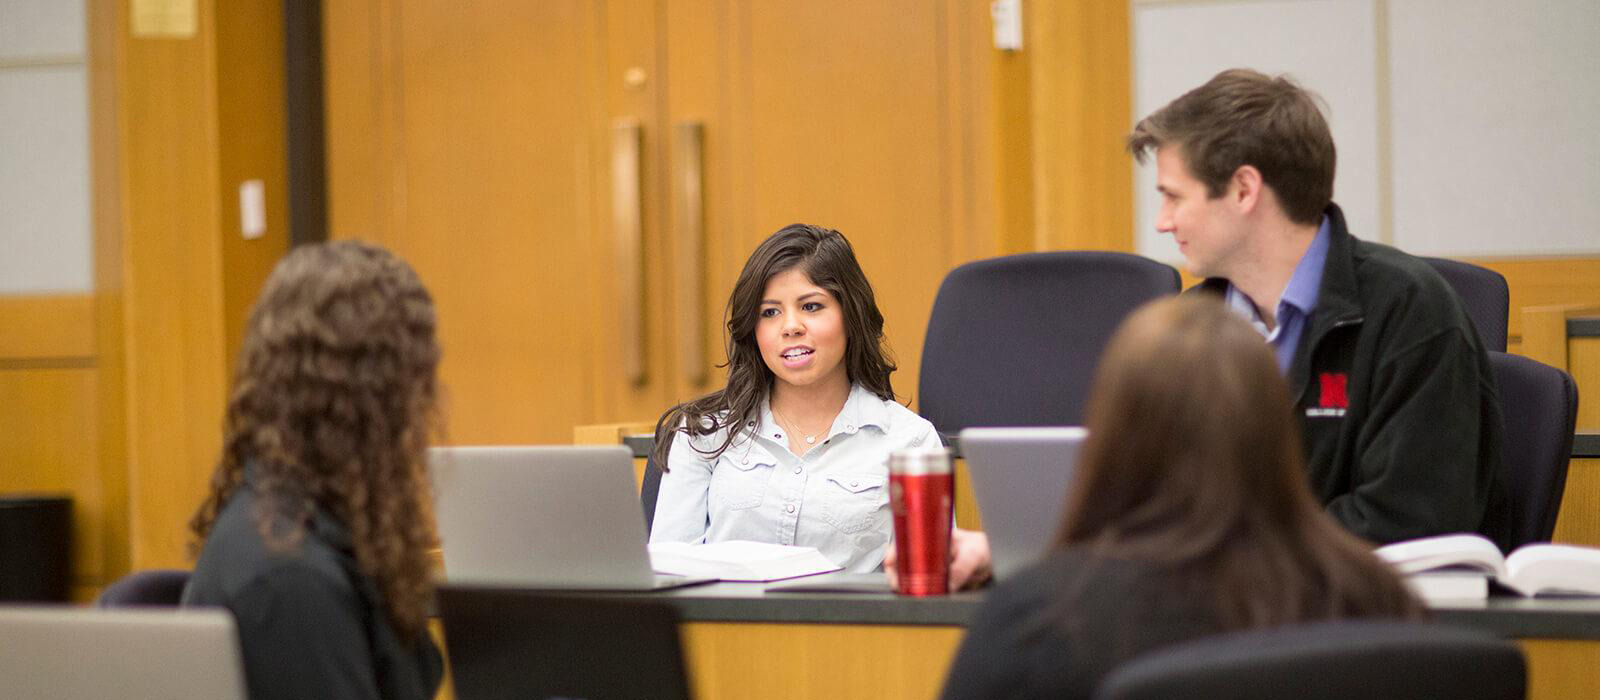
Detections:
[325, 1, 1001, 441]
[326, 0, 614, 444]
[665, 1, 998, 410]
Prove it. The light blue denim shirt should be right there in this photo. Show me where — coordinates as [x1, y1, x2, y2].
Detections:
[1226, 216, 1331, 373]
[650, 383, 940, 573]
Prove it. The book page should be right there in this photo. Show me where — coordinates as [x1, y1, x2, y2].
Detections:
[1374, 534, 1505, 577]
[649, 541, 842, 582]
[1504, 544, 1600, 596]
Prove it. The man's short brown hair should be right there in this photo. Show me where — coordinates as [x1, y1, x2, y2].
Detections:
[1128, 69, 1335, 226]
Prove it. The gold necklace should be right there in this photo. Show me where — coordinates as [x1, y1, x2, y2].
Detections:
[772, 407, 824, 445]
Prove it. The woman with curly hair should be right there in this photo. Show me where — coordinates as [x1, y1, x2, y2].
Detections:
[182, 241, 443, 700]
[648, 223, 944, 574]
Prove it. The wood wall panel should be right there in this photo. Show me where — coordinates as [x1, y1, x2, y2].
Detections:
[1024, 0, 1133, 253]
[87, 0, 130, 587]
[89, 0, 290, 572]
[412, 1, 599, 445]
[680, 622, 964, 700]
[118, 0, 231, 569]
[0, 295, 95, 359]
[0, 367, 103, 591]
[1522, 640, 1600, 700]
[1469, 258, 1600, 352]
[214, 0, 291, 375]
[328, 1, 608, 446]
[323, 0, 397, 242]
[1553, 458, 1600, 547]
[1570, 338, 1598, 432]
[726, 1, 992, 411]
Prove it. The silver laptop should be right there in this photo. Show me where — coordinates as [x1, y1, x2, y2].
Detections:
[0, 606, 246, 700]
[430, 445, 710, 590]
[959, 426, 1088, 581]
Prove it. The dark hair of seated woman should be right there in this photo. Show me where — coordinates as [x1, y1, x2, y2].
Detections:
[939, 295, 1422, 700]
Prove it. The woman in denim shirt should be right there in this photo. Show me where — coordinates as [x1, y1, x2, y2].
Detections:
[649, 224, 939, 573]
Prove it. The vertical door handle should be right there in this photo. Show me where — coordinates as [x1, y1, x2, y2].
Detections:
[673, 122, 707, 386]
[612, 120, 646, 386]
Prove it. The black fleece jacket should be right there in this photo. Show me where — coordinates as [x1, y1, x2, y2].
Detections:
[1193, 203, 1510, 548]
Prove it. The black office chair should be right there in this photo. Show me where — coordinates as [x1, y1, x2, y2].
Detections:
[1424, 257, 1509, 353]
[95, 569, 191, 607]
[1488, 351, 1579, 549]
[642, 451, 664, 537]
[1094, 620, 1526, 700]
[917, 251, 1179, 435]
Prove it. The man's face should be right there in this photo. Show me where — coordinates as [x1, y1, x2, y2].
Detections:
[1154, 146, 1248, 279]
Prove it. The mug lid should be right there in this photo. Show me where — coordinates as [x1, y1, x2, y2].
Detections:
[887, 447, 952, 475]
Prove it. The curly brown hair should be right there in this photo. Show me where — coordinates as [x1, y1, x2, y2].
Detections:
[189, 241, 441, 640]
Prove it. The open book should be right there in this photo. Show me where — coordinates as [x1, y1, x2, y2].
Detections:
[1376, 533, 1600, 598]
[648, 540, 843, 583]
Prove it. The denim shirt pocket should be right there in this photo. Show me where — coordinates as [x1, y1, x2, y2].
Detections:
[709, 449, 775, 511]
[819, 473, 887, 534]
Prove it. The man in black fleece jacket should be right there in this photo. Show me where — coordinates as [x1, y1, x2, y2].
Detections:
[1127, 68, 1509, 548]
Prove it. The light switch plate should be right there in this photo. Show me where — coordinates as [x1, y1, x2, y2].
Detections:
[992, 0, 1023, 52]
[239, 179, 265, 239]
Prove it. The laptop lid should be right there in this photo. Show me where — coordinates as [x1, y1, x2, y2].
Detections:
[958, 426, 1087, 581]
[0, 606, 246, 700]
[431, 445, 668, 589]
[438, 586, 692, 700]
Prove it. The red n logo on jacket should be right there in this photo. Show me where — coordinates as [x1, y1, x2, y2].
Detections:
[1318, 372, 1349, 409]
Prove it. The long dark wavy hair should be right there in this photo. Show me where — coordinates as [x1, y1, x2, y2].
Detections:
[188, 241, 441, 640]
[651, 224, 897, 467]
[1054, 295, 1422, 629]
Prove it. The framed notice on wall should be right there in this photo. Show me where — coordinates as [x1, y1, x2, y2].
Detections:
[131, 0, 197, 39]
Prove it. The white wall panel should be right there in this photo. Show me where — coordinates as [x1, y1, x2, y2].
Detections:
[1132, 0, 1381, 264]
[0, 0, 85, 60]
[1388, 0, 1600, 256]
[0, 67, 91, 294]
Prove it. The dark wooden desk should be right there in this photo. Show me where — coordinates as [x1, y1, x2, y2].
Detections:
[471, 581, 1599, 700]
[607, 580, 1600, 638]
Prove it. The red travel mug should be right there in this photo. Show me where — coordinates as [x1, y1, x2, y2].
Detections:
[888, 447, 953, 596]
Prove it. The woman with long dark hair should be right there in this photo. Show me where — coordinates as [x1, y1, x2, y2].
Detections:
[939, 296, 1422, 699]
[183, 242, 443, 700]
[649, 224, 939, 573]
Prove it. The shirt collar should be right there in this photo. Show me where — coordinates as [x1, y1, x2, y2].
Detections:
[1279, 215, 1331, 317]
[836, 383, 891, 434]
[1224, 214, 1331, 330]
[755, 383, 891, 443]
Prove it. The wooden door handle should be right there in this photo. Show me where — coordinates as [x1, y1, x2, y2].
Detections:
[612, 120, 645, 386]
[673, 122, 707, 386]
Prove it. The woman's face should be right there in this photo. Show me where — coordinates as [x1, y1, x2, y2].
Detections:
[755, 268, 849, 396]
